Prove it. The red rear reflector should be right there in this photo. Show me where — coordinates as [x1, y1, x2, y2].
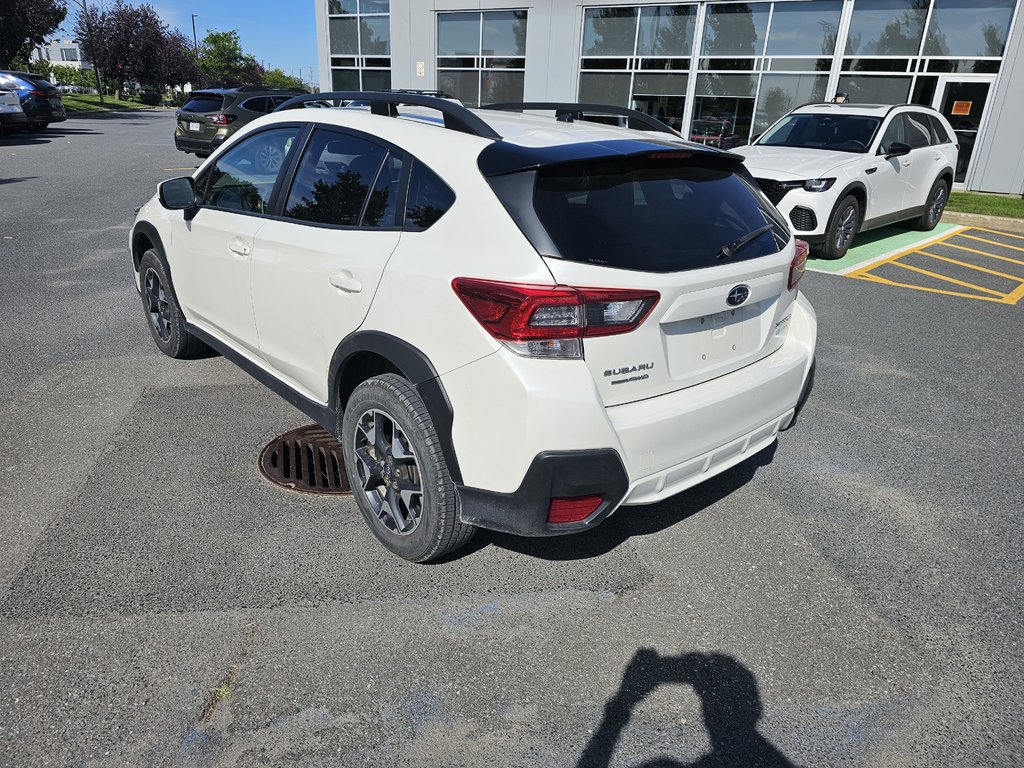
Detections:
[789, 239, 809, 291]
[548, 495, 603, 524]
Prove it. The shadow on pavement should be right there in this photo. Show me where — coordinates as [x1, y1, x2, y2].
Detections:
[473, 442, 777, 561]
[578, 649, 798, 768]
[0, 176, 38, 185]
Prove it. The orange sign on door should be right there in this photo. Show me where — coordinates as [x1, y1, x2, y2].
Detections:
[951, 101, 972, 116]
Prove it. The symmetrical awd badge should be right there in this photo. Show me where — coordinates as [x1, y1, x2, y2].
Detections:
[726, 284, 750, 306]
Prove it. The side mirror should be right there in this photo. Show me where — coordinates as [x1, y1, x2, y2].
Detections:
[158, 176, 198, 218]
[885, 142, 911, 159]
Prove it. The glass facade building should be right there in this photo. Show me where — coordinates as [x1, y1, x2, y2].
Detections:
[316, 0, 1024, 192]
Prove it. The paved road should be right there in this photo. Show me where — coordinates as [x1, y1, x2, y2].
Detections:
[1, 111, 1021, 767]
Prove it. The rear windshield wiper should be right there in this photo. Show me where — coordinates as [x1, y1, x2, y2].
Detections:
[716, 224, 774, 260]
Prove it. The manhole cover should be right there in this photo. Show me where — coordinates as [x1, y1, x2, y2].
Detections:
[258, 424, 351, 495]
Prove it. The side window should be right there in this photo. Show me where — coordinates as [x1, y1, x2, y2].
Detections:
[404, 162, 456, 231]
[363, 153, 404, 228]
[905, 113, 932, 148]
[282, 130, 388, 226]
[241, 96, 269, 113]
[877, 115, 905, 154]
[927, 114, 953, 144]
[205, 127, 300, 214]
[270, 96, 293, 110]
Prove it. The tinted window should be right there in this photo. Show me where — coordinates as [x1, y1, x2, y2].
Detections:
[758, 113, 881, 153]
[877, 115, 904, 152]
[240, 96, 270, 113]
[204, 127, 300, 214]
[531, 156, 787, 273]
[181, 94, 224, 113]
[905, 113, 932, 148]
[926, 114, 953, 144]
[283, 130, 387, 226]
[404, 162, 456, 231]
[363, 153, 404, 228]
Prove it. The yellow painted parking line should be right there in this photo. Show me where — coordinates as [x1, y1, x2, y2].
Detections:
[944, 241, 1024, 267]
[851, 271, 1010, 303]
[959, 233, 1024, 253]
[846, 227, 963, 278]
[969, 226, 1024, 242]
[918, 250, 1024, 282]
[889, 260, 1008, 296]
[1003, 282, 1024, 304]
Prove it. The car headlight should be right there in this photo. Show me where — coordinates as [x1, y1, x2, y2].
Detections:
[803, 178, 837, 192]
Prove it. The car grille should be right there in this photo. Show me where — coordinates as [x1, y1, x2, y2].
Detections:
[754, 178, 793, 205]
[789, 206, 818, 232]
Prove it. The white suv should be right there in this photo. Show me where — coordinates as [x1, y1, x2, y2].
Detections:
[737, 103, 958, 259]
[130, 93, 817, 562]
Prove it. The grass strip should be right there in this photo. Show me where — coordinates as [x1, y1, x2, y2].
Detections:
[947, 191, 1024, 220]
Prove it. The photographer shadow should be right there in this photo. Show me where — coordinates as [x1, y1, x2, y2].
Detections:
[578, 649, 797, 768]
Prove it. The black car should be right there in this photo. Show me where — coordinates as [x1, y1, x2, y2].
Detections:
[174, 85, 307, 157]
[0, 71, 67, 131]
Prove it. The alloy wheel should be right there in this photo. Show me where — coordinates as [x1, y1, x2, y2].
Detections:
[144, 268, 171, 342]
[352, 409, 423, 535]
[929, 186, 947, 224]
[835, 205, 856, 250]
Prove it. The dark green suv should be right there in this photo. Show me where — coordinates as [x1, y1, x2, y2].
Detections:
[174, 85, 307, 158]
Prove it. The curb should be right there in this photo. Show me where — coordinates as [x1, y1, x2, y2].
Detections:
[941, 210, 1024, 235]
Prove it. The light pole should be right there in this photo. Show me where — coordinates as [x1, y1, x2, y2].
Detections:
[191, 14, 199, 53]
[75, 0, 104, 104]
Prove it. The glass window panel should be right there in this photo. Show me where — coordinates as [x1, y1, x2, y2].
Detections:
[331, 69, 360, 90]
[927, 59, 1000, 73]
[484, 57, 526, 70]
[754, 73, 829, 137]
[693, 95, 756, 142]
[482, 10, 527, 56]
[207, 128, 300, 214]
[633, 94, 686, 132]
[638, 5, 696, 56]
[843, 58, 911, 71]
[439, 12, 481, 56]
[405, 162, 456, 232]
[579, 72, 632, 105]
[582, 58, 633, 70]
[481, 70, 525, 105]
[924, 0, 1015, 56]
[837, 74, 912, 103]
[633, 72, 688, 96]
[767, 1, 842, 55]
[695, 73, 757, 97]
[330, 18, 359, 55]
[359, 0, 389, 12]
[363, 153, 403, 228]
[360, 16, 390, 54]
[582, 7, 639, 56]
[845, 0, 928, 55]
[769, 57, 832, 71]
[904, 112, 932, 147]
[331, 56, 357, 67]
[328, 0, 358, 14]
[911, 74, 938, 104]
[438, 70, 480, 106]
[639, 58, 689, 70]
[699, 57, 756, 70]
[701, 4, 770, 56]
[878, 114, 905, 151]
[361, 69, 391, 90]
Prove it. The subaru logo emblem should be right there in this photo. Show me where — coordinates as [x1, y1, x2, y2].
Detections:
[726, 285, 750, 307]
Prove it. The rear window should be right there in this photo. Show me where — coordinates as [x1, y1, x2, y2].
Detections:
[528, 156, 788, 273]
[181, 94, 224, 113]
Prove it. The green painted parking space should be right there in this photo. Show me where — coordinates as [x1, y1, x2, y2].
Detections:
[806, 222, 961, 274]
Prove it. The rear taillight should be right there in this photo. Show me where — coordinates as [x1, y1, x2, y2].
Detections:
[548, 495, 603, 524]
[451, 278, 659, 359]
[208, 113, 236, 126]
[789, 239, 809, 291]
[28, 89, 47, 97]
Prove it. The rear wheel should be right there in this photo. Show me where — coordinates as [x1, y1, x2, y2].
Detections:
[911, 178, 948, 231]
[26, 122, 49, 133]
[138, 250, 207, 358]
[818, 195, 859, 260]
[341, 374, 475, 563]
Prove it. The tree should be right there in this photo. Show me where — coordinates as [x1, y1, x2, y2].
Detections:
[198, 30, 264, 86]
[0, 0, 67, 69]
[263, 67, 306, 90]
[50, 63, 91, 88]
[156, 30, 199, 89]
[74, 1, 168, 97]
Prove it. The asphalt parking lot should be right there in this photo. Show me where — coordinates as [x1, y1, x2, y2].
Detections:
[1, 111, 1022, 767]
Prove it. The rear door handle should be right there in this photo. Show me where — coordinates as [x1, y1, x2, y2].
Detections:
[329, 271, 362, 293]
[228, 237, 251, 257]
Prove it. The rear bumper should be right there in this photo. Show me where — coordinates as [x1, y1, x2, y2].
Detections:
[174, 133, 226, 155]
[0, 111, 27, 128]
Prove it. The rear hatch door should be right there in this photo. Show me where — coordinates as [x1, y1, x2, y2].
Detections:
[177, 92, 226, 140]
[490, 149, 798, 407]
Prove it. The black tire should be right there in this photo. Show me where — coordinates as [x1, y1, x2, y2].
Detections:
[27, 122, 49, 133]
[910, 178, 949, 231]
[195, 151, 210, 159]
[341, 374, 475, 563]
[818, 195, 860, 260]
[138, 249, 207, 358]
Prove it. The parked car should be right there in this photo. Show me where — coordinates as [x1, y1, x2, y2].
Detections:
[736, 103, 958, 259]
[0, 85, 27, 134]
[174, 85, 308, 158]
[690, 118, 741, 149]
[131, 93, 817, 562]
[0, 71, 66, 132]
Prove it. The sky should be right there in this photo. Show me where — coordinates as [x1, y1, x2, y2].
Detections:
[60, 0, 320, 86]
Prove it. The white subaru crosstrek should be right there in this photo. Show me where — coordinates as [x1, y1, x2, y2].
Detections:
[130, 93, 817, 562]
[737, 103, 958, 260]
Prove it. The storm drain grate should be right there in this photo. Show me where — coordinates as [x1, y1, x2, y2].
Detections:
[258, 424, 351, 495]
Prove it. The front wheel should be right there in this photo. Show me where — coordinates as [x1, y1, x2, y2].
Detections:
[818, 195, 860, 260]
[911, 178, 949, 231]
[341, 374, 475, 563]
[138, 250, 207, 358]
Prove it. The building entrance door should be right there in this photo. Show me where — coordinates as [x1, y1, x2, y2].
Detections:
[932, 76, 995, 184]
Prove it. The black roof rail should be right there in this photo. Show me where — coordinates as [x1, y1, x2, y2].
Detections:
[481, 102, 679, 136]
[274, 91, 502, 140]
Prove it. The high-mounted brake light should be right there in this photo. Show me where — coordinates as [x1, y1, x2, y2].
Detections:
[789, 239, 809, 291]
[208, 113, 237, 126]
[648, 151, 692, 160]
[451, 278, 659, 359]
